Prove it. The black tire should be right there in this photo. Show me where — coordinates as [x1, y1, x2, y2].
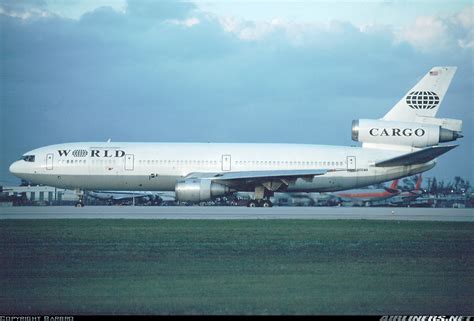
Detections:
[262, 200, 273, 208]
[247, 200, 258, 207]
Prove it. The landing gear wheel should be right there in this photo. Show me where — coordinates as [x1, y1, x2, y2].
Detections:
[75, 190, 85, 207]
[261, 200, 273, 208]
[247, 200, 258, 207]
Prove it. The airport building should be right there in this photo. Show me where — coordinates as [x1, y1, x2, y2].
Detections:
[0, 185, 79, 206]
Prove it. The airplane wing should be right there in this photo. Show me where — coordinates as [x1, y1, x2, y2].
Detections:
[209, 169, 327, 181]
[375, 145, 457, 167]
[185, 169, 328, 190]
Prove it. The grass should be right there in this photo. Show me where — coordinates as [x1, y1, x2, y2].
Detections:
[0, 219, 473, 315]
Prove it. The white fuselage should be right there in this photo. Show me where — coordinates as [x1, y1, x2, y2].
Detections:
[9, 142, 434, 193]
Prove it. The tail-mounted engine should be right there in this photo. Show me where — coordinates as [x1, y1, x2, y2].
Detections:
[352, 119, 463, 148]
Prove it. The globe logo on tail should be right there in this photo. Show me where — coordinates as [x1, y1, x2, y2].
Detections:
[406, 91, 439, 109]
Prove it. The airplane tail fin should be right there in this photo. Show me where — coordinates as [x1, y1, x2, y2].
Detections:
[382, 67, 457, 122]
[384, 179, 399, 193]
[414, 175, 422, 191]
[389, 179, 399, 190]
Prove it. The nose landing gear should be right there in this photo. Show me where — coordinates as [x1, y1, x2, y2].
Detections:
[74, 189, 85, 207]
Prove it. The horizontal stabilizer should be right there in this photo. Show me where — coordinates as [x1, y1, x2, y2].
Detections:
[375, 145, 458, 167]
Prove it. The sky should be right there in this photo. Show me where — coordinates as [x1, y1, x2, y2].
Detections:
[0, 0, 473, 185]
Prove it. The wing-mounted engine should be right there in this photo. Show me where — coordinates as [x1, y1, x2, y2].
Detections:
[352, 119, 463, 148]
[175, 179, 232, 202]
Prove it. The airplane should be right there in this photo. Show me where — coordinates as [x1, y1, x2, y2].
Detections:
[292, 192, 337, 206]
[86, 190, 175, 205]
[271, 192, 339, 206]
[234, 191, 330, 207]
[330, 179, 400, 206]
[387, 175, 424, 206]
[9, 67, 464, 207]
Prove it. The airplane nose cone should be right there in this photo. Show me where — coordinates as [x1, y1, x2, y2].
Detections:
[9, 161, 23, 176]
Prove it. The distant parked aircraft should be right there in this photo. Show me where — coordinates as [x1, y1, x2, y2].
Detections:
[387, 175, 423, 206]
[87, 191, 175, 205]
[331, 179, 400, 206]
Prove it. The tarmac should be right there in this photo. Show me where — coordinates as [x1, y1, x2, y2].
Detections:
[0, 206, 472, 221]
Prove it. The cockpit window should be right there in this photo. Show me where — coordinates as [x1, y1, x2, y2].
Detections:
[22, 155, 35, 162]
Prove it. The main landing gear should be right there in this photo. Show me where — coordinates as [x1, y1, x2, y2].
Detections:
[246, 185, 274, 207]
[247, 199, 273, 208]
[74, 190, 85, 207]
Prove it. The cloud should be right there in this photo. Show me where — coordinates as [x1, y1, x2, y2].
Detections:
[0, 1, 472, 183]
[215, 5, 474, 54]
[397, 16, 450, 51]
[0, 0, 47, 11]
[455, 5, 474, 29]
[218, 16, 290, 41]
[167, 17, 200, 27]
[125, 0, 195, 20]
[458, 29, 474, 49]
[454, 6, 474, 49]
[0, 0, 197, 21]
[0, 0, 52, 19]
[396, 6, 474, 52]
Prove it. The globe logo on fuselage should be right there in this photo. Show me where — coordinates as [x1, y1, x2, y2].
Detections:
[72, 149, 88, 157]
[406, 91, 439, 109]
